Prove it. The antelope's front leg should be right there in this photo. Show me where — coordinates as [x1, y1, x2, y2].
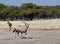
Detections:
[25, 32, 27, 35]
[9, 27, 11, 31]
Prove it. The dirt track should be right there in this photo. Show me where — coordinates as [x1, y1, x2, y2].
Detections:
[0, 29, 60, 44]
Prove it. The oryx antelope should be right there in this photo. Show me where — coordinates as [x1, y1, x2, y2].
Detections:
[13, 21, 30, 36]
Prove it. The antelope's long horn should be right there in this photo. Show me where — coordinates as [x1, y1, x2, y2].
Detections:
[22, 21, 28, 25]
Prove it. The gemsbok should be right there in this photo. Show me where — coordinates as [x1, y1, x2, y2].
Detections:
[13, 21, 30, 36]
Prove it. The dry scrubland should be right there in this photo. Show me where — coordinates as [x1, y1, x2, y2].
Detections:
[0, 19, 60, 29]
[0, 19, 60, 44]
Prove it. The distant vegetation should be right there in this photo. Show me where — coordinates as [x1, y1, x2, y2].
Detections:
[0, 3, 60, 21]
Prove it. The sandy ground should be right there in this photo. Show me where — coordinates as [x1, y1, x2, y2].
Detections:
[0, 19, 60, 44]
[0, 29, 60, 44]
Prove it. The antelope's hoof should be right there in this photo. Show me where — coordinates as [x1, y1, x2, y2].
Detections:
[21, 37, 33, 39]
[21, 37, 27, 39]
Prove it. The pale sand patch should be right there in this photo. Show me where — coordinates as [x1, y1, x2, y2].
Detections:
[0, 19, 60, 30]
